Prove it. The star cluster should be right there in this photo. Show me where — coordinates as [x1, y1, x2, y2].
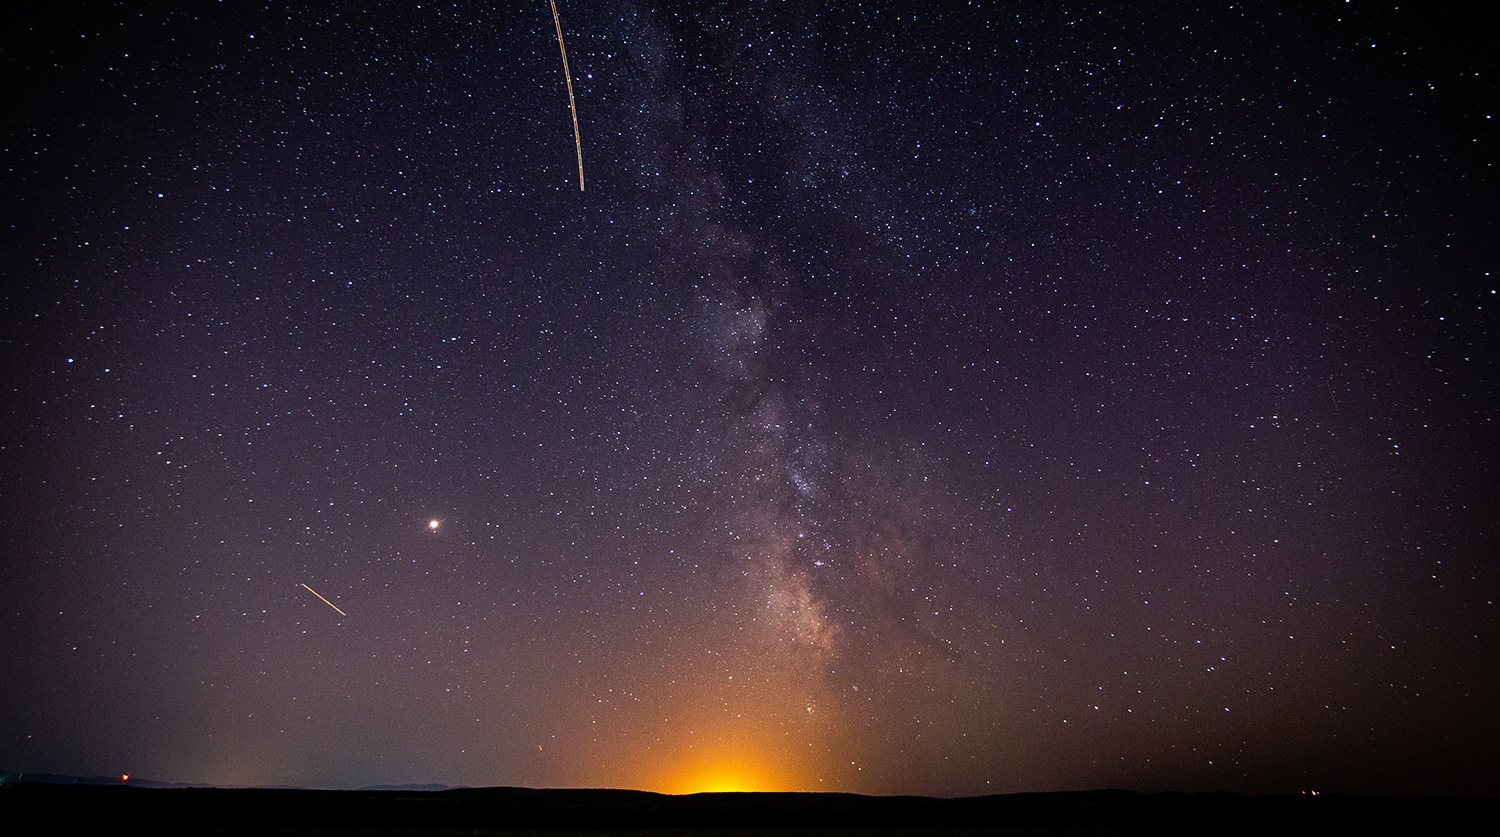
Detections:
[2, 1, 1495, 796]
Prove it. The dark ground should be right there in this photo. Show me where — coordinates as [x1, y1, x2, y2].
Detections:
[3, 783, 1491, 835]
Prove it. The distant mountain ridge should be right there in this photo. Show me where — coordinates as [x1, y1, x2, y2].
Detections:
[0, 770, 456, 792]
[1, 770, 204, 789]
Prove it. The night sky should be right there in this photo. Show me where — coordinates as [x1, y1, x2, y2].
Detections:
[3, 1, 1496, 797]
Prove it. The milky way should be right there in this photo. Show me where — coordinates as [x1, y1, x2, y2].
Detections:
[2, 1, 1495, 796]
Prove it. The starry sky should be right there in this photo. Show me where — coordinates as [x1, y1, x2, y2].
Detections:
[2, 0, 1496, 797]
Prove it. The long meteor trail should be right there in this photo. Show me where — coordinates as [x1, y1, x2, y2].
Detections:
[549, 0, 584, 190]
[300, 583, 347, 617]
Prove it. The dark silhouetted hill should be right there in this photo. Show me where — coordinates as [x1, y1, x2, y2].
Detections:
[0, 782, 1491, 834]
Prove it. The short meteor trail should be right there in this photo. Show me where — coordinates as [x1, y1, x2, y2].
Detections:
[300, 583, 346, 617]
[549, 0, 584, 191]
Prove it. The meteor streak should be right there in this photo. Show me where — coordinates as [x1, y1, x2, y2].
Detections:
[549, 0, 584, 190]
[300, 583, 346, 617]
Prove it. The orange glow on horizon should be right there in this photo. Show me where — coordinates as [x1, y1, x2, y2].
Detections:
[655, 754, 790, 795]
